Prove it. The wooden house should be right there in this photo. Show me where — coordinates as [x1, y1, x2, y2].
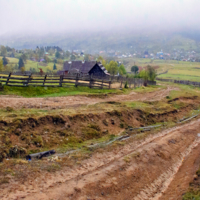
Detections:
[61, 61, 109, 77]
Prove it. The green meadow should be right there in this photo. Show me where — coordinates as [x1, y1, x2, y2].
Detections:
[119, 57, 200, 82]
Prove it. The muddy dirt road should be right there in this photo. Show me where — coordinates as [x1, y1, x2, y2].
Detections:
[0, 86, 177, 109]
[1, 117, 200, 200]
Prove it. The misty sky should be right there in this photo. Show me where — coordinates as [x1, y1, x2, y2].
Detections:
[0, 0, 199, 36]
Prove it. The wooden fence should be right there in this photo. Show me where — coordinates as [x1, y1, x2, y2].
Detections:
[156, 78, 200, 87]
[0, 73, 145, 89]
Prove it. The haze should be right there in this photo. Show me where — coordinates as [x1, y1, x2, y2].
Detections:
[0, 0, 200, 36]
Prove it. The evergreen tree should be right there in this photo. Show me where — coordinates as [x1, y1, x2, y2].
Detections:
[55, 51, 60, 58]
[53, 63, 57, 70]
[18, 57, 24, 69]
[21, 53, 27, 63]
[2, 56, 8, 66]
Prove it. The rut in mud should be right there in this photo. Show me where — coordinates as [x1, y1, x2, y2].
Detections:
[0, 86, 177, 109]
[1, 117, 200, 200]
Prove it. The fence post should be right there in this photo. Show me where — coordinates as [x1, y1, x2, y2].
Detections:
[120, 77, 123, 88]
[26, 73, 32, 86]
[109, 81, 111, 89]
[6, 73, 12, 85]
[89, 74, 92, 88]
[129, 78, 131, 88]
[75, 74, 79, 87]
[59, 75, 63, 87]
[134, 79, 136, 88]
[43, 75, 47, 86]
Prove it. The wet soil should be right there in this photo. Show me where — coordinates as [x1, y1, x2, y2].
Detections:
[0, 87, 178, 109]
[1, 118, 200, 200]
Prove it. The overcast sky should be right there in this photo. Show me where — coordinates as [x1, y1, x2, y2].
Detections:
[0, 0, 199, 36]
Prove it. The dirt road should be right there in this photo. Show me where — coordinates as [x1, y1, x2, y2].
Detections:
[1, 117, 200, 200]
[0, 86, 177, 109]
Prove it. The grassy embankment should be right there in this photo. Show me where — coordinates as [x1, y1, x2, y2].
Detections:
[0, 85, 125, 97]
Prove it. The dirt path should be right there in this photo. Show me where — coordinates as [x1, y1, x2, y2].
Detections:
[160, 143, 200, 200]
[1, 117, 200, 200]
[0, 86, 177, 109]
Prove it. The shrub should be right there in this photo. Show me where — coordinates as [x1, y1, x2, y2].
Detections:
[124, 81, 128, 88]
[146, 65, 157, 81]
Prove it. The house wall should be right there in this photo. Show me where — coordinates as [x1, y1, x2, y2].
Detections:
[89, 64, 106, 77]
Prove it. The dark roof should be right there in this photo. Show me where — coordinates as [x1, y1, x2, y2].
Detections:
[63, 61, 108, 74]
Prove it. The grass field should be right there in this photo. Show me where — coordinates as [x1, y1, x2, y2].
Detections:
[0, 85, 125, 97]
[2, 56, 200, 82]
[0, 56, 63, 72]
[118, 57, 200, 82]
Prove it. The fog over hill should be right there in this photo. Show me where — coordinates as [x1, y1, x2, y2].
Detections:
[0, 0, 200, 52]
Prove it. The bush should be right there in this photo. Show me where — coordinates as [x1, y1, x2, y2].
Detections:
[124, 81, 128, 88]
[146, 65, 157, 81]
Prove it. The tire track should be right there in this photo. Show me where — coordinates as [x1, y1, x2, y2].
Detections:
[134, 137, 200, 200]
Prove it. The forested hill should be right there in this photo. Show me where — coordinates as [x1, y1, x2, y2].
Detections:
[0, 30, 200, 53]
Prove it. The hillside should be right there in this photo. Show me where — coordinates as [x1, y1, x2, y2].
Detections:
[1, 31, 200, 53]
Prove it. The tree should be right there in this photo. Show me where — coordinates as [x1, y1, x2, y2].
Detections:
[139, 69, 148, 81]
[97, 56, 104, 62]
[107, 61, 118, 75]
[44, 55, 50, 63]
[70, 54, 76, 61]
[0, 46, 7, 56]
[97, 56, 107, 67]
[18, 57, 25, 69]
[65, 51, 70, 58]
[118, 64, 126, 75]
[10, 52, 15, 58]
[46, 66, 52, 73]
[146, 65, 157, 81]
[84, 54, 90, 61]
[131, 65, 139, 74]
[53, 63, 57, 70]
[48, 48, 54, 56]
[55, 51, 61, 59]
[21, 67, 25, 74]
[2, 56, 8, 66]
[21, 54, 27, 63]
[38, 48, 44, 58]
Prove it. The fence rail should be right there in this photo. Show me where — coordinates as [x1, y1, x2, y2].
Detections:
[0, 73, 145, 89]
[157, 78, 200, 87]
